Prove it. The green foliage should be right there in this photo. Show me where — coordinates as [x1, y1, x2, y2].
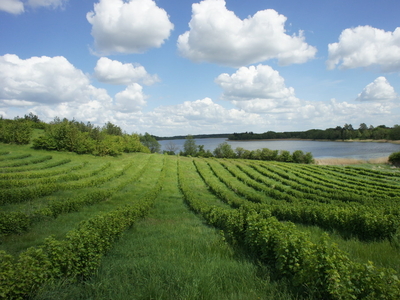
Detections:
[32, 117, 149, 156]
[213, 142, 236, 158]
[183, 135, 197, 156]
[140, 132, 161, 153]
[0, 118, 32, 144]
[389, 151, 400, 167]
[178, 157, 400, 299]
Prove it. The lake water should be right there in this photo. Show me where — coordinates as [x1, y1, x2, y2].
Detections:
[159, 138, 400, 160]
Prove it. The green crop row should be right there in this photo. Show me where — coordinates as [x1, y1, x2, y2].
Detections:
[0, 155, 52, 168]
[0, 158, 71, 173]
[0, 158, 150, 236]
[272, 163, 400, 205]
[0, 162, 111, 189]
[0, 155, 167, 300]
[289, 163, 400, 194]
[0, 154, 31, 162]
[0, 161, 86, 180]
[178, 157, 400, 299]
[0, 161, 133, 205]
[197, 158, 400, 241]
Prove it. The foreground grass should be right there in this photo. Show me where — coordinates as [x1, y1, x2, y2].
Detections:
[35, 156, 296, 300]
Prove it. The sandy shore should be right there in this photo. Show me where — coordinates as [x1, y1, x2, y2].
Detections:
[314, 156, 389, 165]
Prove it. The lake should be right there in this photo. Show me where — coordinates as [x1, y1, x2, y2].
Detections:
[158, 138, 400, 160]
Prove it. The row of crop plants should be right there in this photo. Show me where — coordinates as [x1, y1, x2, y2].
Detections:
[0, 155, 154, 237]
[178, 157, 400, 299]
[0, 154, 168, 299]
[207, 158, 400, 241]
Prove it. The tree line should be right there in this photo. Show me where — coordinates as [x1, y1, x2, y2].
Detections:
[228, 123, 400, 141]
[1, 115, 151, 156]
[174, 135, 314, 163]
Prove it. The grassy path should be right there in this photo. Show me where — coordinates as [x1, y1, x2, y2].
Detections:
[36, 155, 295, 300]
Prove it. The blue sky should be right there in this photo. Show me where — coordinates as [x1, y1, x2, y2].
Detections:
[1, 0, 399, 136]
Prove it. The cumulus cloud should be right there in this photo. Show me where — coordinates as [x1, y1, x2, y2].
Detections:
[143, 97, 266, 134]
[356, 77, 399, 102]
[94, 57, 159, 86]
[177, 0, 316, 67]
[0, 54, 110, 105]
[87, 0, 174, 54]
[114, 83, 147, 112]
[216, 65, 296, 100]
[0, 0, 24, 14]
[327, 26, 400, 71]
[215, 64, 300, 113]
[0, 54, 151, 125]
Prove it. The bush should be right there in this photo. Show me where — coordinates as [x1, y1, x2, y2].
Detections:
[389, 151, 400, 167]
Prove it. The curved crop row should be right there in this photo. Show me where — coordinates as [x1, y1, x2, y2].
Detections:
[292, 164, 400, 194]
[0, 161, 87, 180]
[0, 158, 71, 173]
[0, 162, 111, 189]
[0, 155, 167, 300]
[196, 158, 399, 241]
[0, 161, 133, 206]
[0, 157, 152, 236]
[0, 155, 52, 168]
[179, 158, 400, 300]
[0, 154, 31, 162]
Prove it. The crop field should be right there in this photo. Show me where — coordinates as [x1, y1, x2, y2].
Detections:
[1, 143, 400, 299]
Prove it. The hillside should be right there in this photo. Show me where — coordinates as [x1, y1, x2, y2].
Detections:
[1, 143, 400, 299]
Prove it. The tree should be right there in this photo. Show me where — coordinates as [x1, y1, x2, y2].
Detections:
[213, 142, 235, 158]
[389, 151, 400, 167]
[140, 132, 161, 153]
[183, 135, 197, 156]
[164, 141, 179, 155]
[102, 121, 122, 136]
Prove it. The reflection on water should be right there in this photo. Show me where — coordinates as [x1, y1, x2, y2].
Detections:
[159, 138, 400, 160]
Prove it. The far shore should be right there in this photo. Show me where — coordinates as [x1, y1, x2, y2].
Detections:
[228, 138, 400, 144]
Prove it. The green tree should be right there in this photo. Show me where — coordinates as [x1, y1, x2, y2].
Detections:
[102, 121, 122, 136]
[183, 135, 197, 156]
[213, 142, 236, 158]
[389, 151, 400, 167]
[140, 133, 161, 153]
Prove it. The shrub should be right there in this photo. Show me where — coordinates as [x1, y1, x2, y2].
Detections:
[389, 151, 400, 167]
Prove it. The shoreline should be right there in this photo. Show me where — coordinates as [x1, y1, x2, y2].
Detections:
[228, 138, 400, 144]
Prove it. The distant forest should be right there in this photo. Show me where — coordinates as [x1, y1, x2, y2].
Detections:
[228, 124, 400, 141]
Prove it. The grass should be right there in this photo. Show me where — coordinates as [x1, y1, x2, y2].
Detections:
[1, 142, 400, 299]
[295, 224, 400, 274]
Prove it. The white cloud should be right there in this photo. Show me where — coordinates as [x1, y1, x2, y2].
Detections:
[0, 54, 110, 105]
[142, 97, 266, 134]
[215, 64, 300, 113]
[94, 57, 159, 86]
[0, 0, 24, 14]
[27, 0, 66, 9]
[356, 77, 399, 102]
[327, 26, 400, 72]
[177, 0, 316, 67]
[114, 83, 147, 112]
[0, 0, 67, 14]
[215, 65, 296, 101]
[87, 0, 174, 54]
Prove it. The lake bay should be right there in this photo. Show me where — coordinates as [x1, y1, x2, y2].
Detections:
[159, 138, 400, 160]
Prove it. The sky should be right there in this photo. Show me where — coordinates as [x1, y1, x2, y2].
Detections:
[1, 0, 400, 137]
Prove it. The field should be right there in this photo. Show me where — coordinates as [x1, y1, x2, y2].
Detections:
[1, 143, 400, 299]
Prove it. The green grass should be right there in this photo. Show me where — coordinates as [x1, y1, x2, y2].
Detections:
[1, 142, 400, 299]
[34, 155, 295, 300]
